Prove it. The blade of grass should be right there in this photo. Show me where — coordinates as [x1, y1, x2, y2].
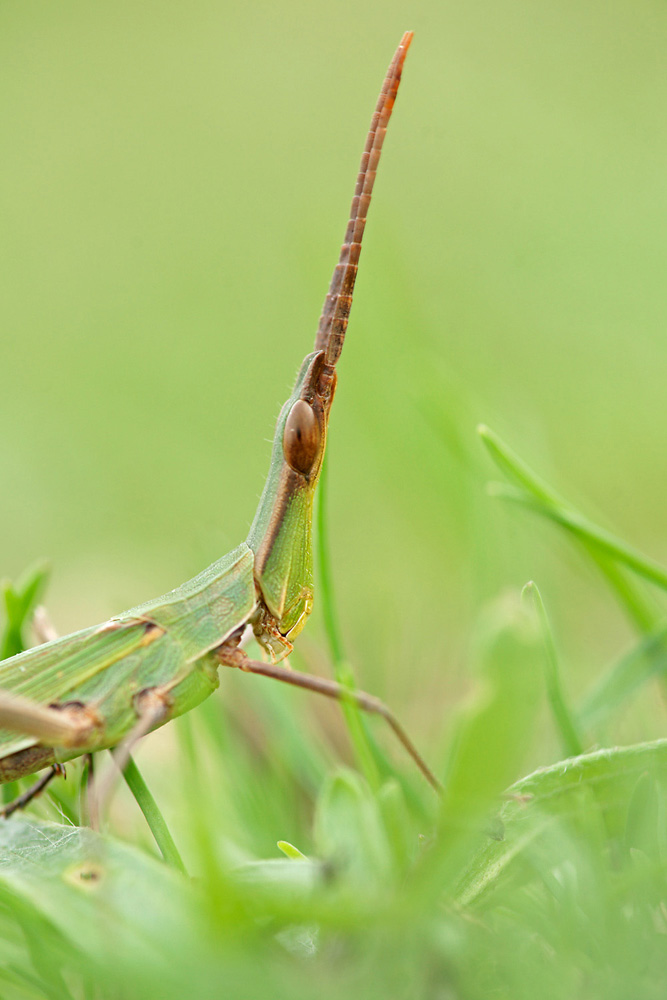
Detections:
[577, 622, 667, 731]
[489, 482, 667, 594]
[521, 582, 584, 757]
[1, 562, 50, 660]
[479, 426, 667, 723]
[315, 456, 381, 791]
[585, 552, 660, 634]
[121, 755, 186, 874]
[479, 426, 664, 625]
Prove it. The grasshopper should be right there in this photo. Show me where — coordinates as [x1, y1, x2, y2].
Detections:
[0, 32, 439, 807]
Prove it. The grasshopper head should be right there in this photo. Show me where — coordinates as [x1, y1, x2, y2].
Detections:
[246, 32, 411, 658]
[247, 350, 336, 656]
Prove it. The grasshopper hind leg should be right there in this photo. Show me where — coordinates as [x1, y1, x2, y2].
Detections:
[0, 763, 65, 819]
[87, 687, 172, 829]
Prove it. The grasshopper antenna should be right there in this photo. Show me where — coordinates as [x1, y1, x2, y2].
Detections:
[314, 30, 413, 369]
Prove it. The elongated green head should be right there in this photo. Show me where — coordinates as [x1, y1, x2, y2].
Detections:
[247, 350, 336, 649]
[246, 33, 411, 656]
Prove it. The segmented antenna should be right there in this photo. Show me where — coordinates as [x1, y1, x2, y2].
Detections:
[314, 31, 413, 367]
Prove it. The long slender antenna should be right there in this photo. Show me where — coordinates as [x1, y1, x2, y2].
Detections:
[314, 31, 413, 367]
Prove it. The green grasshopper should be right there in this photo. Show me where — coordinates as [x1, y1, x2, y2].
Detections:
[0, 32, 439, 809]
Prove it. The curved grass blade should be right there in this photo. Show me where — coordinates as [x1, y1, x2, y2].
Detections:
[479, 425, 663, 628]
[121, 756, 186, 874]
[577, 621, 667, 731]
[522, 582, 584, 758]
[315, 457, 380, 790]
[1, 562, 50, 661]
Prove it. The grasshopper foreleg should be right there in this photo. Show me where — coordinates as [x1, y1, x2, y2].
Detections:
[217, 646, 442, 794]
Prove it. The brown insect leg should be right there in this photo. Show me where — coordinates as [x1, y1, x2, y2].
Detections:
[217, 646, 442, 794]
[88, 690, 171, 830]
[0, 763, 65, 819]
[32, 605, 59, 644]
[78, 754, 95, 827]
[0, 690, 97, 747]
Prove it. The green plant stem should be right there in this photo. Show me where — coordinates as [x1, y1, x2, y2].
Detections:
[576, 621, 667, 730]
[121, 756, 186, 874]
[522, 582, 584, 757]
[315, 456, 381, 790]
[1, 562, 50, 660]
[479, 426, 665, 622]
[585, 552, 660, 634]
[480, 424, 667, 725]
[492, 483, 667, 593]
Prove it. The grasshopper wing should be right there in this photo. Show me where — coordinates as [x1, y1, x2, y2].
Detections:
[0, 543, 255, 763]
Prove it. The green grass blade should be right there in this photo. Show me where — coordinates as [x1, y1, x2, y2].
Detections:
[478, 424, 561, 505]
[315, 457, 346, 670]
[315, 466, 430, 812]
[121, 756, 186, 874]
[1, 562, 50, 660]
[315, 456, 381, 791]
[585, 552, 660, 634]
[479, 428, 667, 722]
[491, 482, 667, 593]
[577, 622, 667, 731]
[521, 582, 584, 757]
[276, 840, 307, 860]
[479, 426, 667, 613]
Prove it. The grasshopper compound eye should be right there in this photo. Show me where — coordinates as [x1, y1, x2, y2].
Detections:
[283, 399, 320, 475]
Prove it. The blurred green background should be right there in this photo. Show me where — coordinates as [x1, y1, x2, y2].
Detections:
[2, 0, 667, 774]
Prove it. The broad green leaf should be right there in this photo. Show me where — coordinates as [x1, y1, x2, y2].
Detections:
[455, 737, 667, 907]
